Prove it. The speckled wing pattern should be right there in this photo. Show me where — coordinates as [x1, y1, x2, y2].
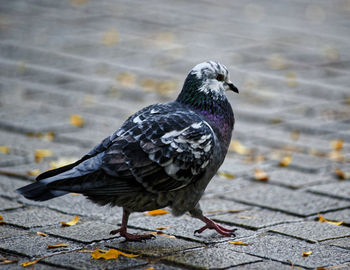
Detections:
[96, 102, 216, 194]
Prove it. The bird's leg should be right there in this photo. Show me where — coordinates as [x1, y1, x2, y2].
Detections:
[110, 208, 155, 241]
[194, 215, 236, 236]
[190, 205, 236, 237]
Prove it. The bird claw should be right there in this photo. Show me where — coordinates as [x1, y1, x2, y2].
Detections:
[110, 228, 155, 242]
[194, 217, 236, 237]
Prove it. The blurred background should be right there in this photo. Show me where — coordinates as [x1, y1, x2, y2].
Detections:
[0, 0, 349, 175]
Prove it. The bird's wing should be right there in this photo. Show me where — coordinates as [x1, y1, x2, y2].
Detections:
[45, 103, 216, 195]
[100, 102, 216, 193]
[36, 105, 157, 181]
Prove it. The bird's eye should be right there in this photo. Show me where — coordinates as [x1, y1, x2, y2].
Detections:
[216, 74, 224, 81]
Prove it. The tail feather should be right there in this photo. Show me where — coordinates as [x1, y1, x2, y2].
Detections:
[16, 182, 67, 201]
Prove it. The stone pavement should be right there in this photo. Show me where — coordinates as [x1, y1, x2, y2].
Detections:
[0, 0, 350, 269]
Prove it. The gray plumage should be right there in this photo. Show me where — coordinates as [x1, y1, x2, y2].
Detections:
[16, 61, 239, 241]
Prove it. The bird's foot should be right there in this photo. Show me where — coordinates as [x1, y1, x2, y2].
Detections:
[194, 217, 236, 237]
[110, 228, 155, 242]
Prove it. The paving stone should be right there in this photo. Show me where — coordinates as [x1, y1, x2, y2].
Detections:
[0, 175, 37, 199]
[0, 234, 82, 257]
[0, 196, 22, 210]
[0, 152, 27, 167]
[108, 235, 204, 257]
[18, 193, 125, 223]
[307, 182, 350, 200]
[218, 156, 262, 176]
[321, 209, 350, 225]
[265, 168, 331, 188]
[0, 129, 86, 165]
[221, 184, 350, 216]
[321, 237, 350, 250]
[0, 225, 28, 239]
[213, 208, 301, 230]
[43, 249, 147, 270]
[0, 251, 59, 270]
[197, 197, 252, 216]
[0, 162, 70, 180]
[163, 246, 261, 270]
[220, 233, 350, 269]
[44, 221, 119, 243]
[0, 252, 61, 270]
[227, 260, 304, 270]
[128, 212, 254, 244]
[0, 251, 21, 270]
[133, 263, 185, 270]
[0, 207, 76, 228]
[270, 152, 332, 173]
[0, 105, 77, 134]
[269, 221, 350, 242]
[204, 176, 255, 195]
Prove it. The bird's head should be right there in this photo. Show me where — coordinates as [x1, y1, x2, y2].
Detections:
[177, 61, 238, 106]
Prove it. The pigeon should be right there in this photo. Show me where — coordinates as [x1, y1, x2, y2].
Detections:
[16, 61, 239, 241]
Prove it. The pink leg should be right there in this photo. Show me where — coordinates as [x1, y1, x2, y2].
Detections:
[110, 208, 155, 241]
[194, 216, 236, 237]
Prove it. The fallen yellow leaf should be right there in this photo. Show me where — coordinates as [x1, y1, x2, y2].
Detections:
[290, 130, 300, 141]
[145, 267, 155, 270]
[146, 209, 169, 216]
[156, 226, 171, 230]
[27, 169, 42, 177]
[155, 80, 177, 95]
[254, 168, 269, 181]
[0, 257, 17, 265]
[140, 78, 158, 92]
[17, 61, 28, 74]
[0, 146, 10, 154]
[229, 140, 250, 155]
[279, 155, 292, 167]
[91, 249, 139, 260]
[334, 168, 347, 180]
[302, 251, 312, 256]
[69, 114, 84, 127]
[70, 0, 88, 6]
[244, 154, 265, 163]
[21, 258, 42, 267]
[116, 72, 136, 87]
[0, 215, 3, 224]
[328, 151, 345, 162]
[238, 216, 254, 219]
[285, 72, 298, 87]
[217, 171, 235, 179]
[49, 157, 77, 170]
[61, 216, 79, 227]
[34, 149, 53, 163]
[267, 54, 288, 70]
[36, 232, 48, 237]
[150, 231, 176, 239]
[47, 242, 69, 248]
[26, 131, 55, 141]
[331, 139, 343, 151]
[102, 29, 119, 46]
[318, 214, 344, 226]
[228, 241, 249, 245]
[323, 46, 339, 62]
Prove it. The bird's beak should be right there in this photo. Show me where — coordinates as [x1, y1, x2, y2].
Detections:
[225, 81, 239, 93]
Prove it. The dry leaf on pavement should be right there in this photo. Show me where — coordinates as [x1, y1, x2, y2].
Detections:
[61, 216, 79, 227]
[145, 209, 169, 216]
[91, 249, 139, 260]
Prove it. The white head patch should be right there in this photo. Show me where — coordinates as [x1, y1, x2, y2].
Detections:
[189, 61, 230, 99]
